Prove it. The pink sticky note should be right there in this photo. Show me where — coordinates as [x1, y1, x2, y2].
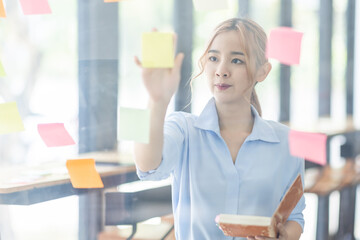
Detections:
[289, 130, 327, 165]
[38, 123, 75, 147]
[19, 0, 52, 15]
[266, 27, 303, 65]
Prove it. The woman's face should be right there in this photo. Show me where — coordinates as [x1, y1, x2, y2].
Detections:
[204, 30, 254, 105]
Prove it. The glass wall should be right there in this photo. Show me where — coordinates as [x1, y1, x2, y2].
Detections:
[0, 0, 359, 239]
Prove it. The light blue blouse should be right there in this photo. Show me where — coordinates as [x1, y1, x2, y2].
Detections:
[137, 98, 305, 240]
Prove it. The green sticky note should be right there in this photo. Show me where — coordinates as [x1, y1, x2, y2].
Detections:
[0, 102, 25, 135]
[0, 61, 6, 77]
[118, 107, 150, 143]
[142, 32, 174, 68]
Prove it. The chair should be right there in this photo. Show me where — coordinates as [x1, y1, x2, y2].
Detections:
[304, 130, 360, 240]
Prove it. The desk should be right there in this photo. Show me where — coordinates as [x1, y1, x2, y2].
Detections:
[0, 158, 138, 240]
[289, 118, 360, 240]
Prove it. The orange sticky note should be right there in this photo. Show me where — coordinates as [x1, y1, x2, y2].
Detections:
[19, 0, 52, 15]
[38, 123, 76, 147]
[289, 130, 327, 165]
[266, 27, 303, 65]
[66, 159, 104, 188]
[0, 0, 6, 18]
[104, 0, 120, 2]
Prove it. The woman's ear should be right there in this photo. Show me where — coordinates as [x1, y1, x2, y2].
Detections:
[255, 62, 272, 83]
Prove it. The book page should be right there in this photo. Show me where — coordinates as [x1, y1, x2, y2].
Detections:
[218, 214, 271, 226]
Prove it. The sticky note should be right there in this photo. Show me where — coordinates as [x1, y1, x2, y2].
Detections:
[0, 61, 5, 76]
[118, 107, 150, 143]
[0, 102, 25, 135]
[142, 32, 174, 68]
[0, 0, 6, 18]
[104, 0, 120, 2]
[289, 130, 327, 165]
[66, 159, 104, 188]
[37, 123, 76, 147]
[266, 27, 303, 65]
[19, 0, 52, 15]
[192, 0, 229, 11]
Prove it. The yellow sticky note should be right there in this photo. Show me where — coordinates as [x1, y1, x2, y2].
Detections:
[0, 61, 6, 77]
[0, 0, 6, 18]
[0, 102, 25, 135]
[142, 32, 174, 68]
[118, 107, 150, 143]
[66, 159, 104, 188]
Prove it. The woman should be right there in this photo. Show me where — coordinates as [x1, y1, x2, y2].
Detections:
[134, 18, 305, 240]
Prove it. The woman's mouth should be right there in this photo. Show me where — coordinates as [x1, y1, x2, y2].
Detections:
[215, 83, 231, 91]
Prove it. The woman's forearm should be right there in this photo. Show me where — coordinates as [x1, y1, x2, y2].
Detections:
[134, 100, 168, 172]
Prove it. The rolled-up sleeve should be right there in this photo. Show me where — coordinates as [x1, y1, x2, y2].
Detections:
[136, 112, 186, 181]
[287, 194, 305, 231]
[287, 157, 306, 231]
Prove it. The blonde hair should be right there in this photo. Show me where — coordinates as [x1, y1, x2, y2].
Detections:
[193, 18, 268, 116]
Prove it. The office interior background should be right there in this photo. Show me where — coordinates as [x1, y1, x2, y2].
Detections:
[0, 0, 360, 239]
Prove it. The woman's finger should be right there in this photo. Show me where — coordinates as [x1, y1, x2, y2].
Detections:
[254, 236, 266, 240]
[277, 223, 288, 240]
[173, 33, 178, 56]
[134, 56, 142, 67]
[172, 52, 185, 75]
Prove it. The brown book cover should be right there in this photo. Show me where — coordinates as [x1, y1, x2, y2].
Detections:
[216, 174, 303, 238]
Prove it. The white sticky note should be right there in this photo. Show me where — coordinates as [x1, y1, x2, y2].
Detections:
[193, 0, 229, 11]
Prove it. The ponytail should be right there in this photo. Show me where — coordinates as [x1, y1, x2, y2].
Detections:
[251, 88, 262, 117]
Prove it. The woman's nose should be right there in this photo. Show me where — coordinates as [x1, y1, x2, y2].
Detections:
[215, 63, 230, 78]
[216, 72, 228, 77]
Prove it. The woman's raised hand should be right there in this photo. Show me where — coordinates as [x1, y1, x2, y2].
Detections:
[133, 33, 184, 172]
[134, 52, 184, 105]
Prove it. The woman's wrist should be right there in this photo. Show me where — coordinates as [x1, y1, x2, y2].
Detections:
[148, 98, 170, 111]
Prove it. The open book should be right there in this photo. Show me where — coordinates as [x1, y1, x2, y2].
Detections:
[215, 174, 303, 238]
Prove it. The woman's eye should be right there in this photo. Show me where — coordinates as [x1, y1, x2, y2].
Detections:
[209, 56, 217, 62]
[232, 58, 244, 64]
